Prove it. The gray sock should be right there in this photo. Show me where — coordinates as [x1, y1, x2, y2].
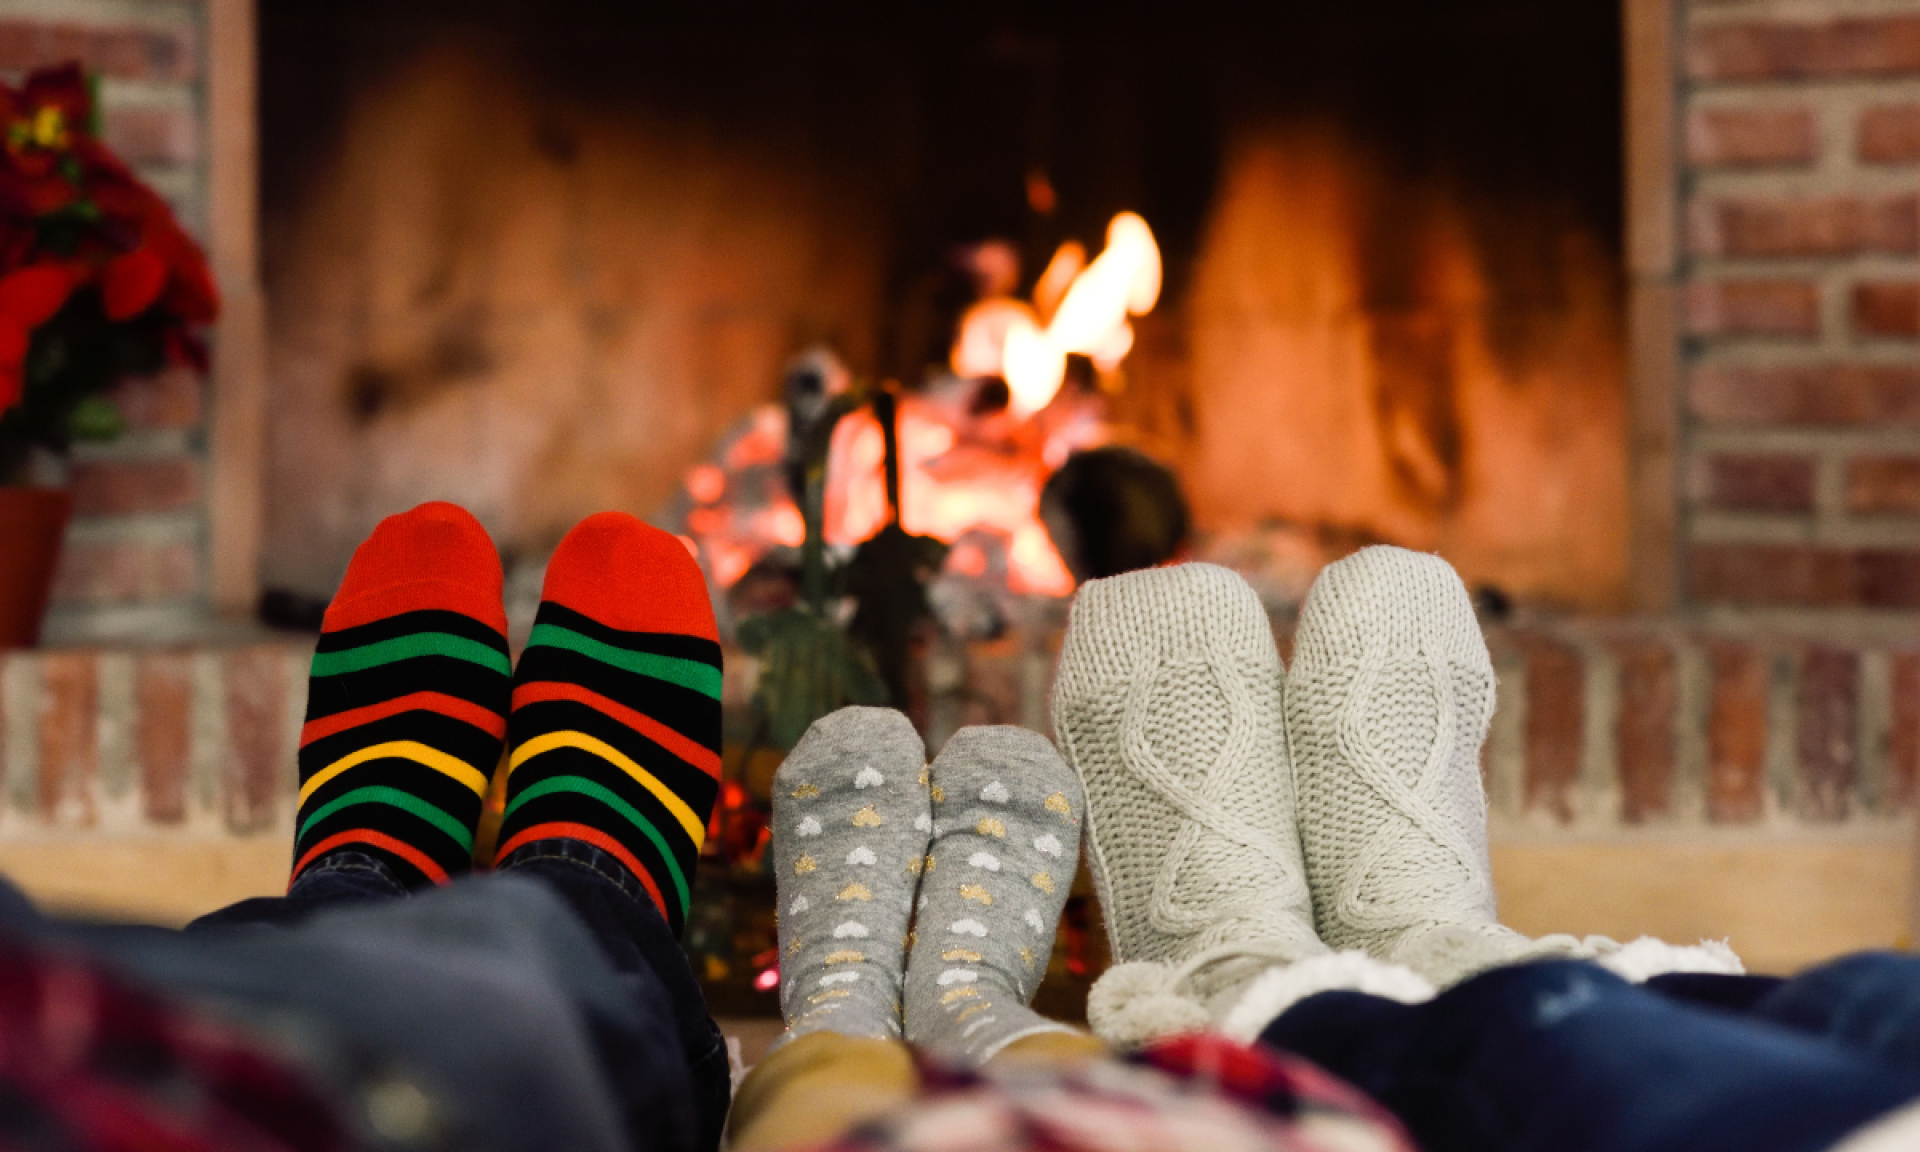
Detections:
[903, 725, 1086, 1065]
[772, 706, 931, 1042]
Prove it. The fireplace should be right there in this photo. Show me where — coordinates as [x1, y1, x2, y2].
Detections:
[255, 0, 1629, 614]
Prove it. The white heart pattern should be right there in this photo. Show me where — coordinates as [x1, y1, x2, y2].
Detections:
[833, 922, 870, 938]
[937, 969, 980, 986]
[980, 780, 1010, 804]
[819, 972, 860, 986]
[797, 816, 822, 837]
[1033, 833, 1062, 857]
[1024, 909, 1045, 933]
[949, 919, 988, 937]
[854, 767, 884, 789]
[790, 895, 811, 914]
[967, 852, 1001, 871]
[914, 812, 932, 833]
[846, 845, 877, 866]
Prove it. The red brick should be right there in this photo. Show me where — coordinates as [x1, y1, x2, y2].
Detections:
[100, 105, 195, 168]
[1689, 17, 1920, 82]
[1690, 195, 1919, 259]
[107, 369, 201, 431]
[49, 538, 198, 606]
[1687, 107, 1818, 167]
[1685, 279, 1820, 338]
[36, 651, 96, 826]
[1521, 635, 1583, 823]
[1847, 456, 1920, 515]
[0, 20, 195, 83]
[1692, 453, 1815, 513]
[1689, 543, 1920, 609]
[1615, 641, 1676, 823]
[1797, 646, 1858, 821]
[1690, 363, 1920, 427]
[135, 651, 190, 825]
[1852, 281, 1920, 339]
[224, 646, 284, 832]
[1890, 651, 1920, 809]
[1707, 642, 1768, 823]
[1859, 105, 1920, 164]
[68, 457, 200, 517]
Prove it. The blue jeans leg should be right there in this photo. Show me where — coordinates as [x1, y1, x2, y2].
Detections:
[184, 844, 728, 1152]
[1260, 959, 1920, 1152]
[1750, 952, 1920, 1073]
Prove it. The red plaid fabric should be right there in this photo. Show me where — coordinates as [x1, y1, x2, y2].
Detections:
[815, 1034, 1416, 1152]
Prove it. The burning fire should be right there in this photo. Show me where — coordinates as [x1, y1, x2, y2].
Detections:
[677, 213, 1160, 599]
[951, 213, 1161, 418]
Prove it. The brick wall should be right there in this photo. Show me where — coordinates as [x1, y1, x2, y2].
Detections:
[0, 641, 305, 834]
[1682, 0, 1920, 614]
[0, 0, 212, 643]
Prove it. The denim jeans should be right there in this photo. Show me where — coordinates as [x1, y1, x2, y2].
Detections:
[15, 844, 728, 1152]
[1260, 958, 1920, 1152]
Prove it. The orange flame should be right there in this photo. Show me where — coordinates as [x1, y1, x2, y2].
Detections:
[950, 212, 1161, 418]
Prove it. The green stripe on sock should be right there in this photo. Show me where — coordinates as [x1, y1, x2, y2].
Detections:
[526, 624, 722, 700]
[503, 774, 691, 912]
[298, 785, 475, 853]
[310, 633, 512, 679]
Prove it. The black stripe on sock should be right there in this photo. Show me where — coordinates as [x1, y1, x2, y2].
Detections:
[512, 647, 719, 754]
[532, 602, 721, 668]
[315, 608, 510, 655]
[296, 802, 475, 871]
[299, 712, 504, 782]
[305, 658, 511, 723]
[297, 757, 488, 825]
[503, 744, 699, 878]
[507, 699, 718, 817]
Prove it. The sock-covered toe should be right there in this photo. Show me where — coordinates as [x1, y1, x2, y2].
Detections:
[903, 725, 1088, 1065]
[499, 513, 722, 934]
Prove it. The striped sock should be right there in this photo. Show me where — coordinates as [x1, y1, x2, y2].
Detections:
[498, 512, 721, 934]
[293, 502, 512, 890]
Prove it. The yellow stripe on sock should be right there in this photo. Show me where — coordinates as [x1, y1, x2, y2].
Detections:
[508, 730, 706, 846]
[298, 741, 490, 807]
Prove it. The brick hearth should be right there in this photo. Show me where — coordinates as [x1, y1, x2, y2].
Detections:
[2, 612, 1913, 838]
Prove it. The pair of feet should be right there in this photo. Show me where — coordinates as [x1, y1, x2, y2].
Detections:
[770, 712, 1088, 1067]
[295, 502, 719, 933]
[1053, 548, 1742, 1047]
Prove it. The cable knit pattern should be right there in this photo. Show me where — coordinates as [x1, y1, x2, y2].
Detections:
[1053, 564, 1326, 1044]
[1284, 547, 1734, 988]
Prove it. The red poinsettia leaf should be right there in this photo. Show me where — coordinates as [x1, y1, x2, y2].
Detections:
[0, 264, 76, 329]
[148, 225, 218, 324]
[101, 246, 167, 320]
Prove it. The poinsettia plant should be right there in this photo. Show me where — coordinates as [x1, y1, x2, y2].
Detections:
[0, 63, 218, 485]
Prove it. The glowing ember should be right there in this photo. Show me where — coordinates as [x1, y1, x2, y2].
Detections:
[675, 215, 1159, 604]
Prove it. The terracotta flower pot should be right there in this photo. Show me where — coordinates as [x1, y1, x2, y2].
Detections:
[0, 486, 71, 649]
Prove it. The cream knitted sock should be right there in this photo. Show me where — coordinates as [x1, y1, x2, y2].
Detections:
[1052, 563, 1331, 1047]
[1285, 547, 1740, 988]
